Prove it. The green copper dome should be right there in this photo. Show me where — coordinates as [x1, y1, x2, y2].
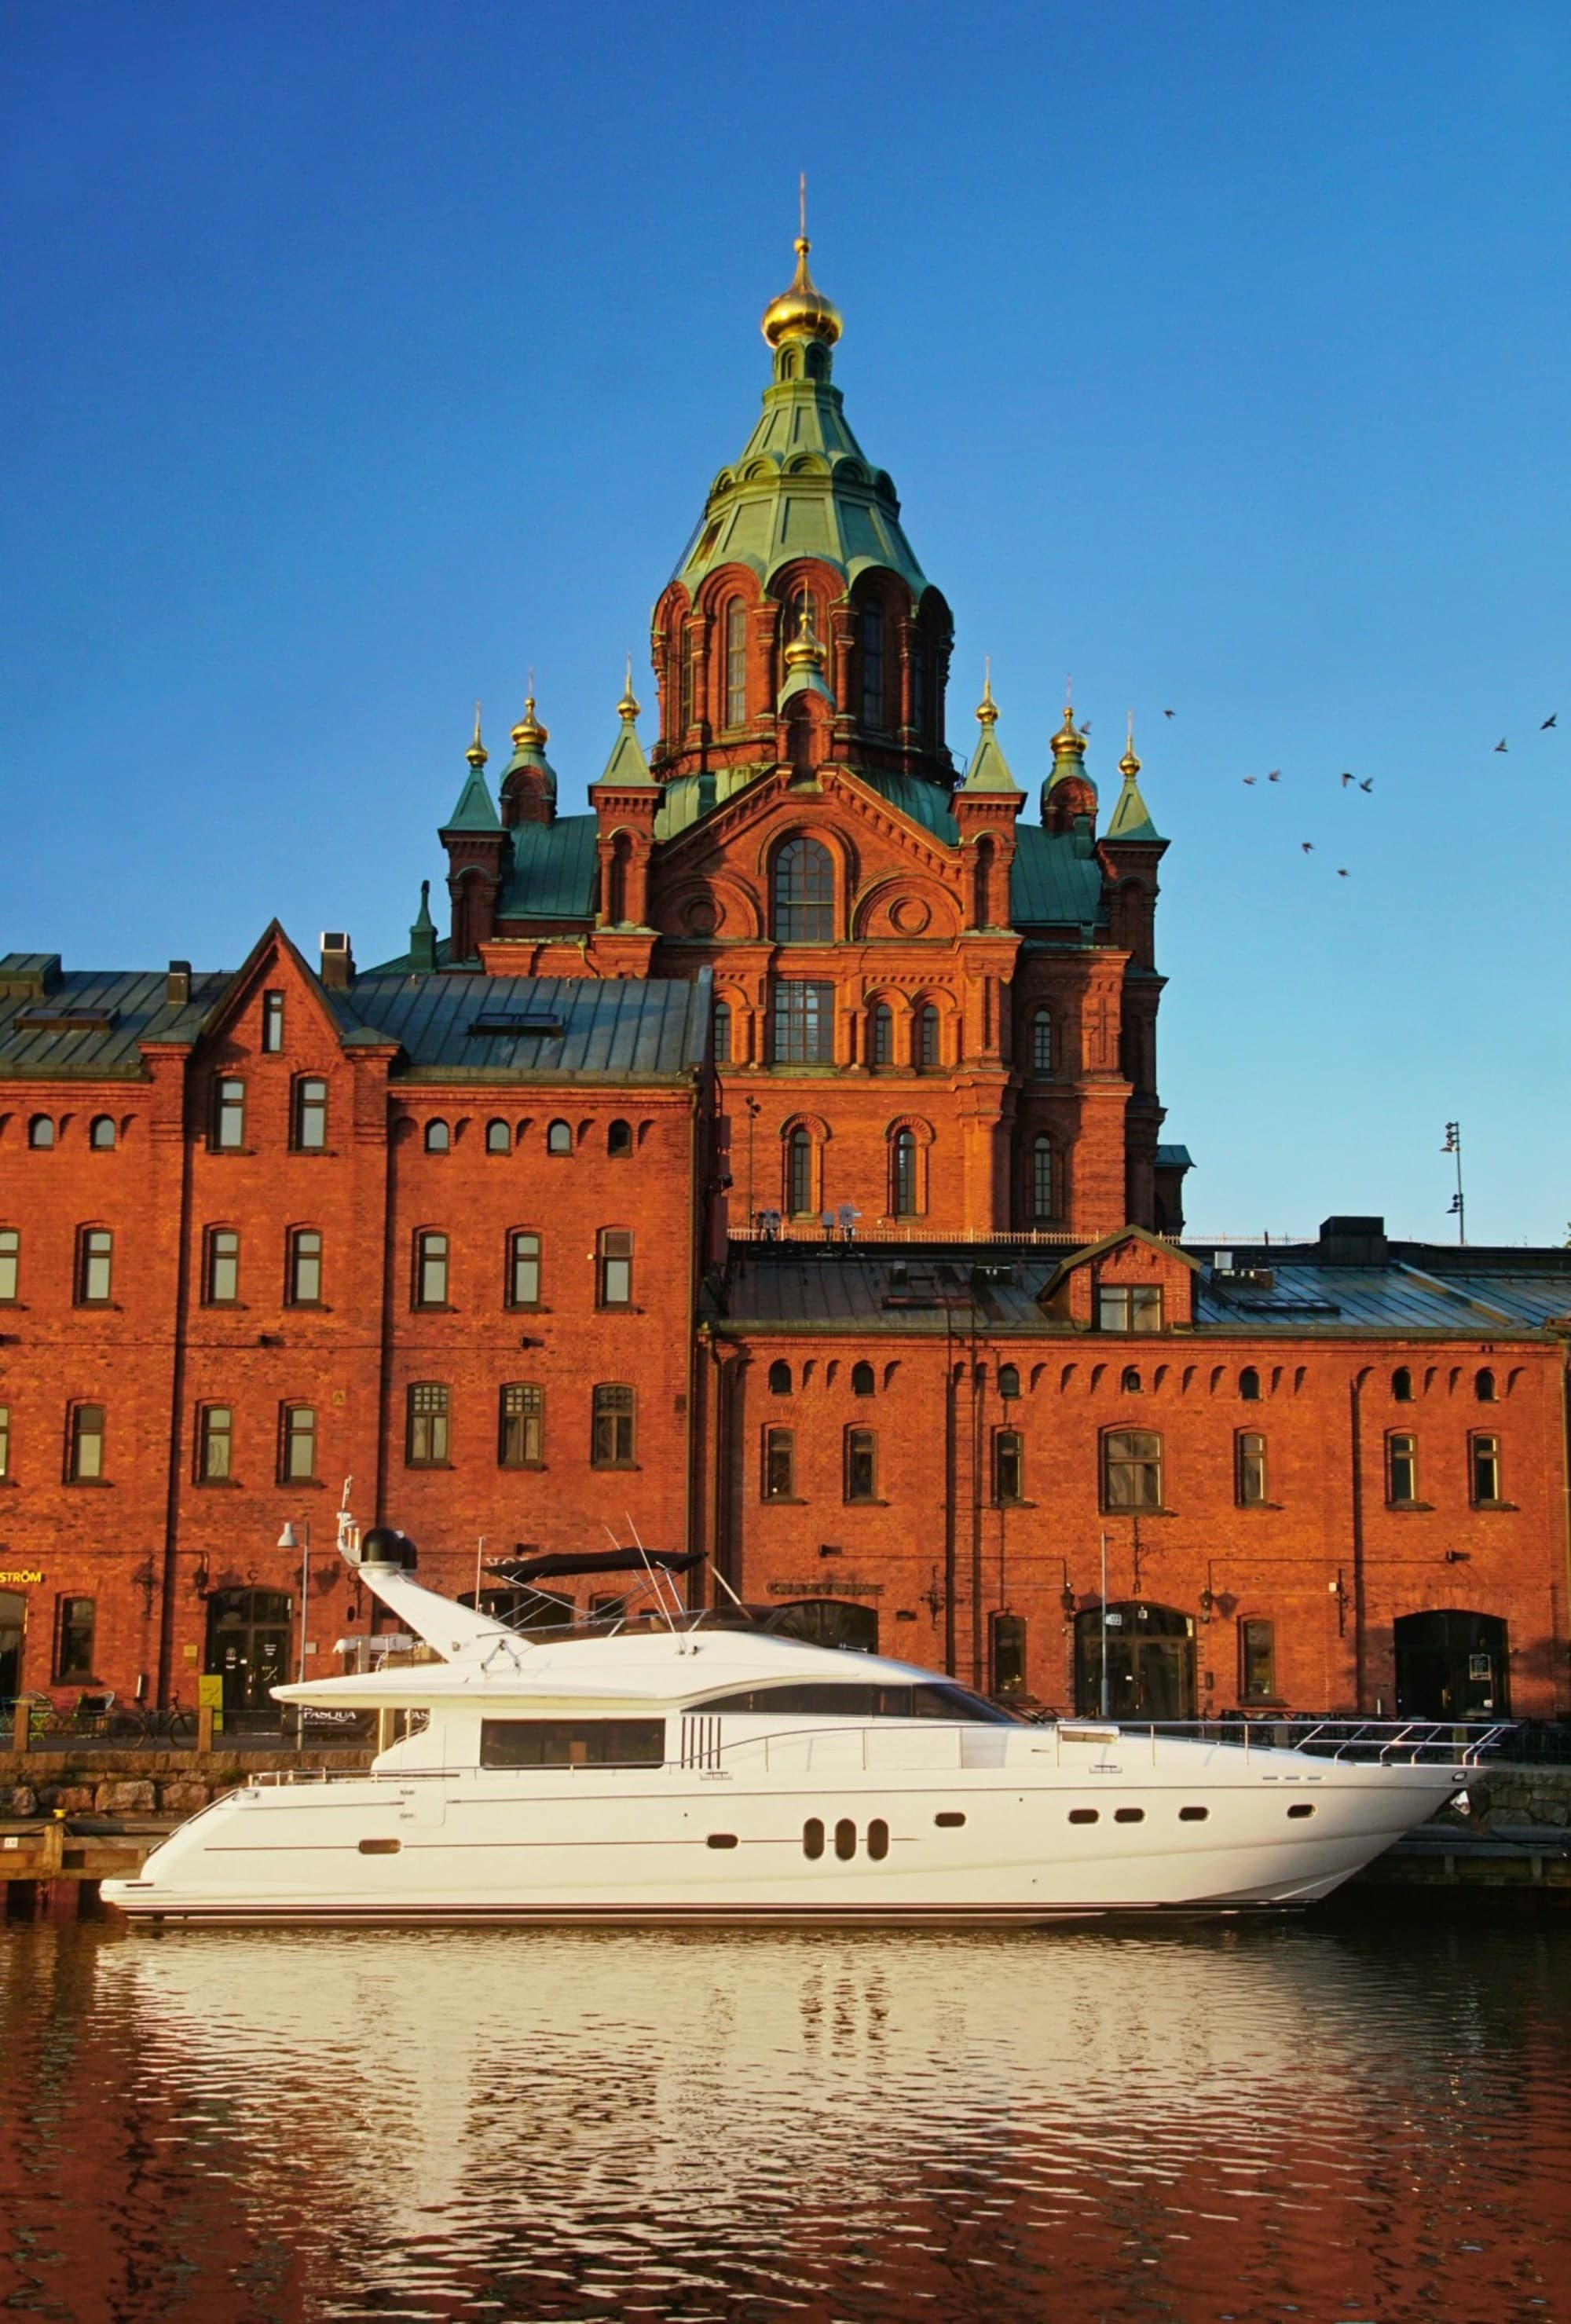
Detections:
[673, 263, 928, 603]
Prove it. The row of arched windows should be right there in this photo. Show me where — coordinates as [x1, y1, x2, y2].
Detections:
[665, 590, 931, 745]
[23, 1113, 119, 1150]
[420, 1117, 635, 1158]
[781, 1121, 933, 1220]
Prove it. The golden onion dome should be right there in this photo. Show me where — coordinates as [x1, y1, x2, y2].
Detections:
[1051, 699, 1085, 759]
[1119, 712, 1141, 781]
[976, 663, 999, 728]
[511, 692, 548, 752]
[617, 657, 640, 724]
[782, 598, 826, 670]
[762, 234, 843, 350]
[465, 701, 487, 769]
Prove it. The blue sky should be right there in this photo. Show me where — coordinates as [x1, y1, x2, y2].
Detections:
[3, 1, 1568, 1243]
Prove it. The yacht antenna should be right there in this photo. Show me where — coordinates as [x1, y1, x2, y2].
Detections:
[708, 1560, 753, 1615]
[614, 1515, 680, 1639]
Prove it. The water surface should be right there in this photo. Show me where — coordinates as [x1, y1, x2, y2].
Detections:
[1, 1912, 1567, 2322]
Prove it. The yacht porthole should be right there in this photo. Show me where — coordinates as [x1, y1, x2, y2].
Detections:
[1287, 1802, 1316, 1820]
[834, 1817, 857, 1860]
[803, 1818, 825, 1859]
[706, 1833, 739, 1850]
[1068, 1809, 1099, 1826]
[1114, 1807, 1144, 1824]
[357, 1838, 401, 1856]
[934, 1811, 965, 1828]
[1179, 1806, 1208, 1822]
[867, 1818, 889, 1861]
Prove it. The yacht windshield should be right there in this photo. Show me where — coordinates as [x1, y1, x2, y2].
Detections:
[693, 1680, 1020, 1724]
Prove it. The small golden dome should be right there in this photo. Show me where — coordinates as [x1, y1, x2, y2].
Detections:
[782, 596, 826, 671]
[617, 657, 640, 723]
[1051, 701, 1084, 759]
[466, 702, 487, 768]
[762, 234, 843, 350]
[976, 662, 999, 727]
[1119, 712, 1141, 781]
[511, 692, 548, 752]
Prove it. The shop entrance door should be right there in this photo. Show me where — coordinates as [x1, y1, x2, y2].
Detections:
[206, 1589, 293, 1719]
[1075, 1601, 1197, 1718]
[0, 1590, 24, 1698]
[1393, 1609, 1509, 1718]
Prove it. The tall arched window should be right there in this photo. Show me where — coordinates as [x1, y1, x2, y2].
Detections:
[1032, 1009, 1053, 1074]
[891, 1128, 919, 1217]
[773, 836, 834, 942]
[713, 998, 732, 1065]
[725, 601, 747, 730]
[1031, 1136, 1055, 1221]
[916, 1004, 940, 1069]
[910, 643, 927, 736]
[679, 624, 694, 730]
[861, 598, 885, 728]
[787, 1127, 815, 1217]
[870, 1001, 892, 1067]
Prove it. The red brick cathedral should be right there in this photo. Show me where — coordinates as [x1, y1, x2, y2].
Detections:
[3, 234, 1569, 1729]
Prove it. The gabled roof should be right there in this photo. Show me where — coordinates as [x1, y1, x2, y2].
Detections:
[496, 817, 600, 920]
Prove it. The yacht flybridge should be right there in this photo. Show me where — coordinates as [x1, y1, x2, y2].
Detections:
[104, 1524, 1498, 1927]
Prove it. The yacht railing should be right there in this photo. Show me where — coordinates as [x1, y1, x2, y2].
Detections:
[1082, 1718, 1513, 1766]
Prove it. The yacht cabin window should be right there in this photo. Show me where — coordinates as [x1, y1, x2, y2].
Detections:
[693, 1678, 1018, 1723]
[479, 1718, 665, 1769]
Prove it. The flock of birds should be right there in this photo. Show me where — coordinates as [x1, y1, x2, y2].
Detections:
[1151, 706, 1559, 880]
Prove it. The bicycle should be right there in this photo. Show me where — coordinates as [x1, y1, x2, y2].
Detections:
[106, 1697, 197, 1745]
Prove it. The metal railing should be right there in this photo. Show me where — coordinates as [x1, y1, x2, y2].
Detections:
[1100, 1718, 1515, 1766]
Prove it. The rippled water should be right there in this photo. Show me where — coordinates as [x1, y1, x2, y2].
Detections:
[1, 1912, 1567, 2323]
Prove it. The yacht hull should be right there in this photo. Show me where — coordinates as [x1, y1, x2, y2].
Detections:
[104, 1748, 1463, 1926]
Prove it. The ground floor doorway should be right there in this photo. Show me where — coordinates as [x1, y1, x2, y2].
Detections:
[1393, 1609, 1509, 1718]
[206, 1588, 293, 1714]
[1075, 1601, 1197, 1718]
[0, 1590, 24, 1696]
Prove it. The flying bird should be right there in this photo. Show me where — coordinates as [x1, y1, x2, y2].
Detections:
[1164, 708, 1175, 719]
[1359, 778, 1373, 792]
[1267, 769, 1281, 782]
[1337, 868, 1349, 878]
[1543, 714, 1558, 729]
[1495, 738, 1508, 752]
[1243, 775, 1257, 786]
[1301, 841, 1314, 853]
[1341, 772, 1353, 789]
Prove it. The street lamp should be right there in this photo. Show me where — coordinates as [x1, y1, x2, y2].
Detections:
[278, 1519, 310, 1696]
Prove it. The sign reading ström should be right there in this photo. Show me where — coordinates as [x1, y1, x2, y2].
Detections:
[0, 1569, 42, 1586]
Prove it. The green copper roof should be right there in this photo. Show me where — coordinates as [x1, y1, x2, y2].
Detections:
[596, 712, 655, 788]
[675, 360, 928, 602]
[960, 708, 1022, 795]
[496, 816, 599, 920]
[1105, 769, 1162, 842]
[860, 772, 1105, 931]
[443, 761, 500, 832]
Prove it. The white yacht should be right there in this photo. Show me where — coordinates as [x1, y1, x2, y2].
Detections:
[104, 1526, 1492, 1927]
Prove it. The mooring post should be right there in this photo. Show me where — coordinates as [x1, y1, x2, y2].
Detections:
[10, 1698, 28, 1755]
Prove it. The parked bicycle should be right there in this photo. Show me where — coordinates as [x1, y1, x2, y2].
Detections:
[107, 1697, 197, 1744]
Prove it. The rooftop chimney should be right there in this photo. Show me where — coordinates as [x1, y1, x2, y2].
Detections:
[166, 960, 192, 1007]
[1318, 1216, 1388, 1266]
[320, 931, 353, 992]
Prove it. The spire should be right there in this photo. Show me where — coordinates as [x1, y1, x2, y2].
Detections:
[1049, 677, 1087, 769]
[761, 176, 843, 350]
[445, 703, 501, 831]
[961, 660, 1022, 793]
[1106, 711, 1163, 841]
[408, 877, 437, 972]
[598, 661, 656, 787]
[1042, 675, 1099, 831]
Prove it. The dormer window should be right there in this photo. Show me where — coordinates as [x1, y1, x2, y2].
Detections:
[1099, 1285, 1163, 1333]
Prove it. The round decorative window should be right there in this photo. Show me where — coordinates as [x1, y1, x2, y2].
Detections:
[890, 895, 932, 935]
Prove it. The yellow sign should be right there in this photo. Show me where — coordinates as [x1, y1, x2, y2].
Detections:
[196, 1674, 225, 1707]
[0, 1569, 42, 1586]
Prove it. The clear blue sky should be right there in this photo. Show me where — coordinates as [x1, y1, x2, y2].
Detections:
[4, 2, 1567, 1243]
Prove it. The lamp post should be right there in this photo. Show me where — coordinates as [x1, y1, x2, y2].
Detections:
[278, 1520, 310, 1740]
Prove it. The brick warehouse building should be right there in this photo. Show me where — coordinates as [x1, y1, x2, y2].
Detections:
[2, 231, 1569, 1725]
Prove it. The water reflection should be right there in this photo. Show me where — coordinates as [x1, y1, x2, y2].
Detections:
[2, 1917, 1568, 2322]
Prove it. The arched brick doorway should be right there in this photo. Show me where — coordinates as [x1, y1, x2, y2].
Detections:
[1393, 1609, 1509, 1718]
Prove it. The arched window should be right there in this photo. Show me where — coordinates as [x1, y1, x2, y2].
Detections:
[1102, 1429, 1163, 1510]
[713, 998, 732, 1065]
[891, 1127, 919, 1217]
[591, 1384, 635, 1467]
[725, 600, 747, 730]
[203, 1228, 240, 1304]
[773, 836, 834, 942]
[851, 1360, 875, 1398]
[287, 1228, 321, 1305]
[547, 1119, 572, 1155]
[916, 1004, 940, 1069]
[76, 1228, 112, 1305]
[768, 1360, 793, 1395]
[485, 1119, 510, 1155]
[507, 1230, 541, 1308]
[292, 1077, 328, 1151]
[994, 1431, 1024, 1506]
[1120, 1367, 1142, 1396]
[1239, 1367, 1262, 1401]
[1475, 1367, 1496, 1403]
[1031, 1136, 1055, 1221]
[212, 1081, 245, 1151]
[607, 1119, 632, 1157]
[870, 1001, 892, 1067]
[998, 1363, 1020, 1400]
[1032, 1010, 1053, 1074]
[861, 598, 885, 728]
[424, 1119, 450, 1154]
[499, 1384, 544, 1468]
[28, 1115, 55, 1149]
[679, 624, 694, 730]
[910, 642, 927, 736]
[90, 1115, 116, 1150]
[1392, 1366, 1414, 1402]
[787, 1126, 815, 1217]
